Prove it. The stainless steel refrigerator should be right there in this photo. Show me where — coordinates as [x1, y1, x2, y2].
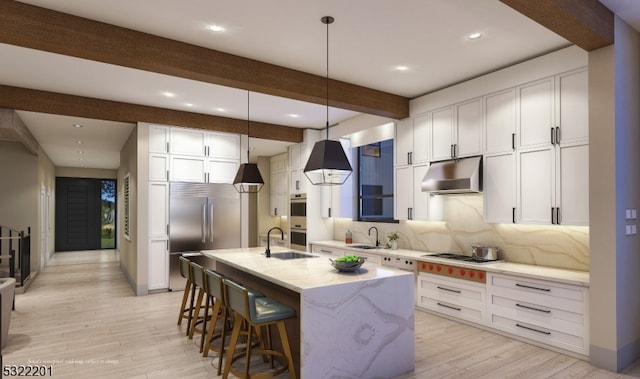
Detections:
[168, 182, 241, 291]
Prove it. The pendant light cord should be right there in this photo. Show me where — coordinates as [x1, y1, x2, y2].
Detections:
[323, 16, 334, 141]
[247, 90, 250, 163]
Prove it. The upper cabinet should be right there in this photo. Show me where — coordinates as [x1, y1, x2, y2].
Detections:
[484, 89, 516, 155]
[289, 142, 310, 195]
[431, 98, 482, 161]
[516, 68, 589, 225]
[148, 125, 240, 184]
[270, 153, 288, 216]
[395, 116, 430, 166]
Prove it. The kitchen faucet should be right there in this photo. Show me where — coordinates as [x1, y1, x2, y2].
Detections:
[368, 226, 380, 246]
[265, 226, 284, 258]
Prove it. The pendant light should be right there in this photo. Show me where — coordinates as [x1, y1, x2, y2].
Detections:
[303, 16, 353, 186]
[232, 91, 264, 193]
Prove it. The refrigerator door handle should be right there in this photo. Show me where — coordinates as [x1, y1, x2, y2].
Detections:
[202, 201, 207, 243]
[209, 201, 215, 242]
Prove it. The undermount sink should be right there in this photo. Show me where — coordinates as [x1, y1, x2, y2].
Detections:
[349, 244, 381, 250]
[268, 251, 318, 260]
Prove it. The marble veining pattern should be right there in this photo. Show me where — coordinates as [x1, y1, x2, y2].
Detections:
[334, 194, 589, 271]
[301, 276, 415, 378]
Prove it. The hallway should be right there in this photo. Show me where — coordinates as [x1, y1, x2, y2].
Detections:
[2, 251, 639, 378]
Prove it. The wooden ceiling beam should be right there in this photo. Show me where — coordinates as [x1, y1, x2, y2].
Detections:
[499, 0, 614, 51]
[0, 85, 303, 143]
[0, 0, 409, 120]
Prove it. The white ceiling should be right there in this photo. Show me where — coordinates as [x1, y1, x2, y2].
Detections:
[2, 0, 638, 169]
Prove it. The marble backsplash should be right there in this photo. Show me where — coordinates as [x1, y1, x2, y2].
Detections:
[333, 194, 589, 272]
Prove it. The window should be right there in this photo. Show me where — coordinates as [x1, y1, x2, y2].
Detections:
[357, 139, 396, 222]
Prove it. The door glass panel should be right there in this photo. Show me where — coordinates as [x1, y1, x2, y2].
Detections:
[101, 180, 116, 249]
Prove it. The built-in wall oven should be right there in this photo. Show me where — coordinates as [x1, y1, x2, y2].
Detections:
[290, 194, 306, 251]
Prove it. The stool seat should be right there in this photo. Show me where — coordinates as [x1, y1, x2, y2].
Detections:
[253, 298, 295, 324]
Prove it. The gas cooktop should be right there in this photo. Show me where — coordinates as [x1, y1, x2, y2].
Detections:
[422, 252, 500, 264]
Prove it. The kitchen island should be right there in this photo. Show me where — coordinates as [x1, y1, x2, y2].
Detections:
[202, 246, 415, 378]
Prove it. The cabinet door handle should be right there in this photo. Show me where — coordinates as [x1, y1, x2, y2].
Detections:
[408, 207, 413, 220]
[320, 249, 333, 254]
[555, 127, 560, 144]
[550, 127, 556, 145]
[512, 207, 516, 224]
[166, 142, 170, 153]
[511, 133, 516, 150]
[516, 303, 551, 313]
[556, 207, 561, 225]
[166, 170, 169, 180]
[436, 286, 461, 294]
[516, 323, 551, 335]
[328, 207, 332, 217]
[454, 144, 458, 158]
[437, 302, 461, 311]
[274, 207, 278, 216]
[551, 207, 555, 224]
[296, 180, 300, 191]
[450, 144, 455, 159]
[515, 283, 551, 292]
[407, 152, 412, 165]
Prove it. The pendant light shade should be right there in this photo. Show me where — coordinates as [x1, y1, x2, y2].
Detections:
[233, 91, 264, 193]
[303, 15, 352, 186]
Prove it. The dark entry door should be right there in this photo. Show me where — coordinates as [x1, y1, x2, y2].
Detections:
[55, 177, 102, 251]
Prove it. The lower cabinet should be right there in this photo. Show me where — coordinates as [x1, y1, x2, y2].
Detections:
[417, 272, 486, 324]
[486, 273, 589, 356]
[148, 238, 169, 290]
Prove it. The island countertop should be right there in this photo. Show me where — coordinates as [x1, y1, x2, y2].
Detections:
[201, 246, 413, 293]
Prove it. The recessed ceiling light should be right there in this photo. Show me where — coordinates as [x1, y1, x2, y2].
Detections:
[394, 65, 409, 71]
[289, 114, 300, 118]
[76, 140, 84, 144]
[163, 91, 176, 98]
[207, 24, 225, 33]
[78, 150, 85, 154]
[215, 108, 226, 112]
[185, 103, 194, 107]
[73, 123, 83, 128]
[468, 32, 483, 40]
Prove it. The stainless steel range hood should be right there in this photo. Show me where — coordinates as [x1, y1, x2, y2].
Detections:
[421, 155, 482, 194]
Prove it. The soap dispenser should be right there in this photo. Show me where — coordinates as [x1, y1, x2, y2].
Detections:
[345, 230, 352, 244]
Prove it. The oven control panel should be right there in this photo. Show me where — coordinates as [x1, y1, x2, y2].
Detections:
[418, 261, 486, 284]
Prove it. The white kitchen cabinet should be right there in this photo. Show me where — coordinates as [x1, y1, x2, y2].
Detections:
[149, 153, 169, 181]
[148, 181, 169, 290]
[517, 141, 588, 225]
[515, 68, 588, 225]
[169, 155, 206, 182]
[270, 153, 288, 216]
[170, 128, 207, 156]
[354, 251, 381, 265]
[394, 163, 443, 221]
[417, 272, 487, 324]
[486, 272, 589, 356]
[394, 118, 413, 166]
[149, 125, 169, 153]
[484, 89, 516, 155]
[148, 238, 169, 290]
[484, 152, 516, 223]
[518, 77, 554, 149]
[207, 159, 239, 184]
[430, 99, 482, 161]
[148, 182, 169, 238]
[289, 143, 309, 195]
[311, 245, 344, 256]
[430, 106, 455, 161]
[207, 132, 240, 160]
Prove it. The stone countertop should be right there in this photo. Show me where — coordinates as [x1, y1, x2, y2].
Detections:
[201, 246, 413, 293]
[309, 240, 590, 287]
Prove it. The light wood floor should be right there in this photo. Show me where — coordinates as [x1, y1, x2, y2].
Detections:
[3, 250, 640, 378]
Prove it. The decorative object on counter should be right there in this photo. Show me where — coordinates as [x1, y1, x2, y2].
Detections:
[388, 232, 399, 250]
[303, 16, 352, 186]
[330, 255, 365, 272]
[233, 90, 264, 193]
[345, 229, 352, 244]
[265, 226, 284, 258]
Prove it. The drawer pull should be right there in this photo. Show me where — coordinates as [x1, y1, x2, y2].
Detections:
[320, 249, 332, 254]
[516, 303, 551, 313]
[515, 283, 550, 292]
[437, 302, 461, 311]
[436, 286, 461, 294]
[516, 323, 551, 335]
